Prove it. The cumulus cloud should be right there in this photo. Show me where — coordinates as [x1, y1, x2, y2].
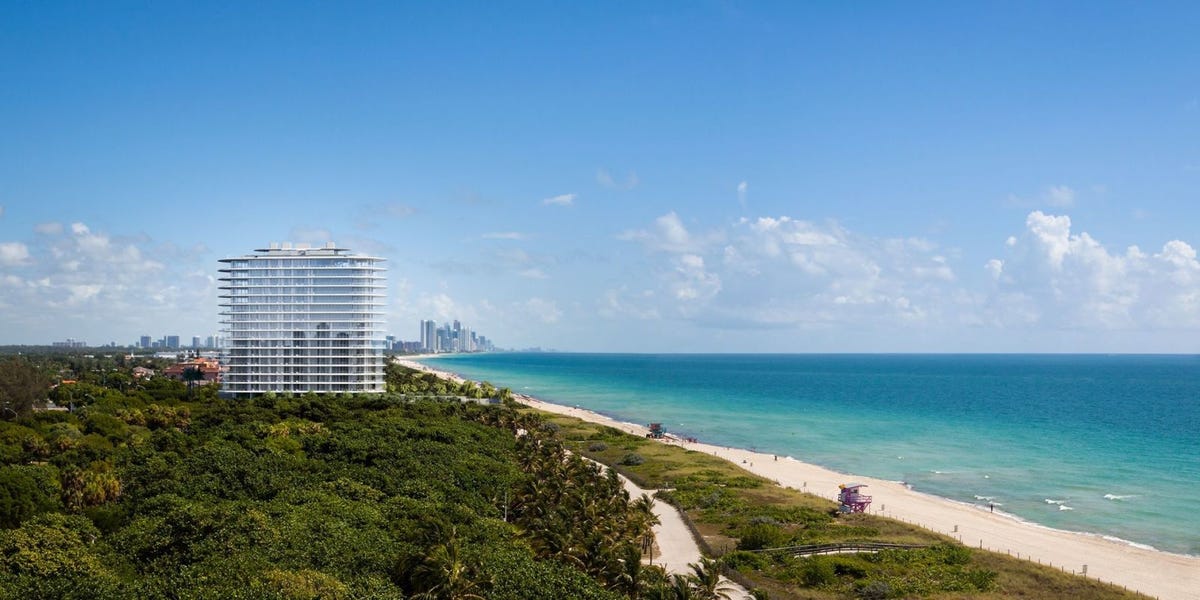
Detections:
[615, 212, 956, 328]
[598, 287, 661, 320]
[984, 258, 1004, 280]
[597, 169, 639, 191]
[983, 210, 1200, 330]
[0, 242, 30, 266]
[670, 254, 721, 303]
[542, 193, 576, 207]
[0, 222, 215, 342]
[618, 211, 723, 254]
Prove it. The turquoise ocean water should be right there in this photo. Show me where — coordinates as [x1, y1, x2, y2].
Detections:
[420, 353, 1200, 556]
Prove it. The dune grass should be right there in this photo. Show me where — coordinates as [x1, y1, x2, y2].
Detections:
[534, 409, 1148, 600]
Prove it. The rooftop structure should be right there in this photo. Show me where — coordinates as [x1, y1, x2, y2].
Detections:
[218, 242, 386, 397]
[163, 357, 225, 384]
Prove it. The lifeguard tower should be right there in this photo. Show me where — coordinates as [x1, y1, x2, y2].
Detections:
[837, 483, 872, 513]
[647, 423, 665, 439]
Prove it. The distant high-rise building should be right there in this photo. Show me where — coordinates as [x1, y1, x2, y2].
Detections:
[166, 335, 180, 349]
[192, 336, 201, 349]
[140, 335, 152, 349]
[205, 335, 215, 348]
[421, 319, 437, 353]
[218, 242, 386, 397]
[437, 326, 450, 353]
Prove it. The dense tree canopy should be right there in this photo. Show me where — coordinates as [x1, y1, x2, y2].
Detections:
[0, 358, 50, 419]
[0, 357, 674, 598]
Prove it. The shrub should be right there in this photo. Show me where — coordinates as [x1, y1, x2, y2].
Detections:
[737, 522, 787, 551]
[829, 556, 868, 578]
[933, 543, 972, 565]
[857, 580, 892, 600]
[721, 550, 767, 571]
[587, 442, 607, 452]
[619, 453, 644, 466]
[964, 568, 998, 591]
[801, 557, 836, 587]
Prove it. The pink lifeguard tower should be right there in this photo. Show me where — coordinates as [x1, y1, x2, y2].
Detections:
[838, 483, 872, 514]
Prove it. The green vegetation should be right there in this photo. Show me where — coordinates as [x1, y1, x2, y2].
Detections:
[0, 357, 755, 599]
[0, 357, 621, 598]
[546, 412, 1147, 600]
[0, 354, 1149, 599]
[0, 357, 51, 419]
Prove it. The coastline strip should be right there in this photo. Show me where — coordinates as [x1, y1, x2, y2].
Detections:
[396, 357, 1200, 600]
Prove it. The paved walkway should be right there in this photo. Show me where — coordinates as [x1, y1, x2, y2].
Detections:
[604, 464, 752, 599]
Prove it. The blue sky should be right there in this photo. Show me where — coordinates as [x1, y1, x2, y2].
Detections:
[2, 2, 1199, 351]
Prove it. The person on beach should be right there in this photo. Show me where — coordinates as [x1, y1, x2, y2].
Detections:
[989, 502, 994, 513]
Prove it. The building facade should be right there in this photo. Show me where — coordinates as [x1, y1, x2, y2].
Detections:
[218, 242, 386, 398]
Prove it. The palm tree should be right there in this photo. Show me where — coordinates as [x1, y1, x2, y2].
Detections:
[671, 573, 699, 600]
[687, 557, 734, 600]
[631, 494, 660, 559]
[181, 365, 205, 399]
[408, 529, 490, 600]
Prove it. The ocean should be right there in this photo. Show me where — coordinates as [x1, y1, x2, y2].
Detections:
[419, 353, 1200, 556]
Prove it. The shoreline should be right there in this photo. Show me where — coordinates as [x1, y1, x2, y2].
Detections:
[395, 357, 1200, 600]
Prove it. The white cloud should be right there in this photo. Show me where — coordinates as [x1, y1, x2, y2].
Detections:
[616, 212, 957, 328]
[671, 254, 721, 302]
[35, 222, 64, 235]
[985, 258, 1004, 280]
[737, 181, 748, 209]
[521, 297, 561, 323]
[598, 287, 661, 320]
[658, 212, 690, 246]
[0, 242, 30, 266]
[542, 193, 576, 206]
[1008, 184, 1081, 209]
[597, 169, 639, 191]
[0, 223, 213, 342]
[412, 292, 476, 323]
[984, 211, 1200, 330]
[482, 232, 526, 240]
[618, 211, 723, 254]
[1044, 185, 1076, 207]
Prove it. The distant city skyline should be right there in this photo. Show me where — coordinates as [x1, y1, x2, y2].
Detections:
[2, 3, 1200, 352]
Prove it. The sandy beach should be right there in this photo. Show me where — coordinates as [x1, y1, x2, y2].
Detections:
[396, 357, 1200, 600]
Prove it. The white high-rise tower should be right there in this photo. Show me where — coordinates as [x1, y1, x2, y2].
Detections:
[218, 242, 386, 397]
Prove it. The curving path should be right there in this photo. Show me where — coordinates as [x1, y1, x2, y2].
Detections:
[602, 462, 753, 599]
